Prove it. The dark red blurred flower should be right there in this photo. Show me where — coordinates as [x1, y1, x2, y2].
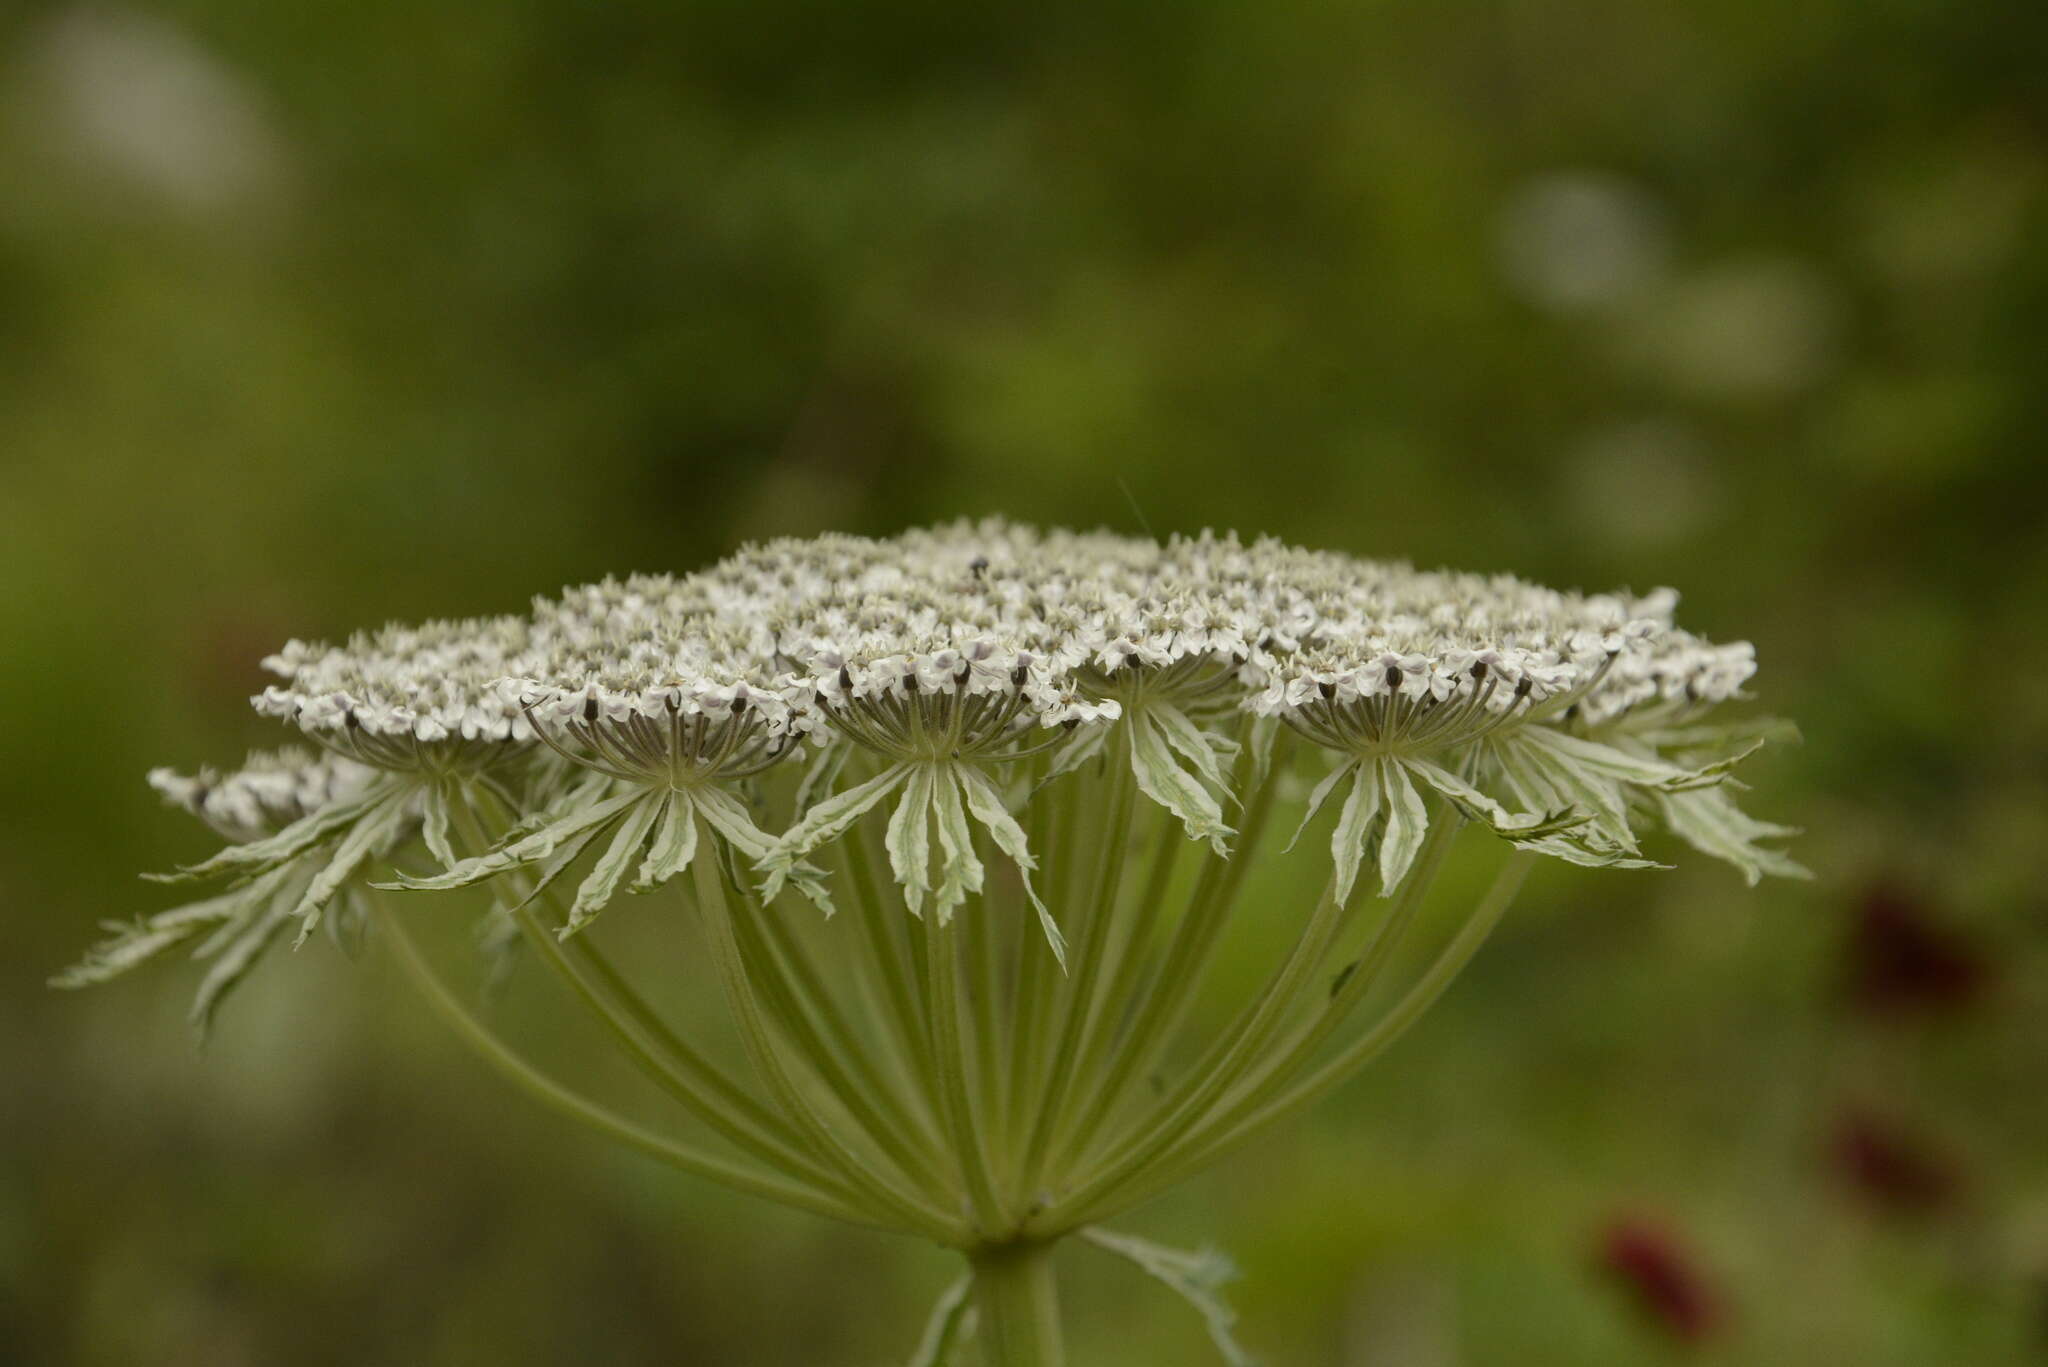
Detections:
[1843, 881, 1990, 1017]
[1830, 1106, 1958, 1217]
[1597, 1217, 1724, 1344]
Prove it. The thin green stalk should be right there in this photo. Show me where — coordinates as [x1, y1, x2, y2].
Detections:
[1042, 810, 1181, 1168]
[370, 894, 879, 1231]
[1057, 745, 1282, 1164]
[752, 885, 950, 1157]
[1004, 770, 1081, 1179]
[509, 903, 855, 1194]
[969, 1241, 1066, 1367]
[1038, 867, 1352, 1234]
[1152, 807, 1463, 1172]
[1053, 851, 1535, 1231]
[448, 788, 835, 1189]
[964, 829, 1013, 1179]
[841, 828, 940, 1088]
[1204, 811, 1466, 1123]
[691, 829, 969, 1245]
[926, 912, 1009, 1234]
[727, 880, 958, 1205]
[1014, 739, 1138, 1198]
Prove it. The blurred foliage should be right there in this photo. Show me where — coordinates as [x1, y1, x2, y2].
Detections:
[3, 0, 2045, 1362]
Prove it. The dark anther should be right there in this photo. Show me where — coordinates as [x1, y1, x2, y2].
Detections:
[969, 555, 989, 579]
[583, 696, 599, 723]
[1386, 665, 1404, 692]
[1470, 660, 1488, 681]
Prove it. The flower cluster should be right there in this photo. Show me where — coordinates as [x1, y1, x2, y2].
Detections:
[63, 520, 1803, 1026]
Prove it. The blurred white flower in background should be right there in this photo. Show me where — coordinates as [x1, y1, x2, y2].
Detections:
[18, 6, 289, 220]
[1564, 416, 1721, 550]
[1495, 172, 1671, 313]
[1626, 256, 1841, 402]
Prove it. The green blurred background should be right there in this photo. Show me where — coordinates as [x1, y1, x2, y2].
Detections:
[4, 1, 2045, 1362]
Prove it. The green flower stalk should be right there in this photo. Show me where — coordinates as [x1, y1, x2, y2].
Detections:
[58, 520, 1803, 1365]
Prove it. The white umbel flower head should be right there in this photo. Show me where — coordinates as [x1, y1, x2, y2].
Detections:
[73, 518, 1802, 1036]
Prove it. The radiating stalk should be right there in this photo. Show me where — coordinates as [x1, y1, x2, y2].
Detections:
[969, 1241, 1066, 1367]
[370, 893, 880, 1230]
[1054, 850, 1536, 1230]
[1014, 739, 1138, 1200]
[752, 885, 950, 1158]
[1196, 806, 1464, 1134]
[691, 829, 970, 1244]
[727, 881, 958, 1206]
[963, 830, 1013, 1180]
[448, 788, 838, 1191]
[1039, 867, 1352, 1233]
[1004, 771, 1082, 1187]
[1041, 810, 1181, 1169]
[926, 912, 1008, 1234]
[842, 827, 940, 1088]
[1056, 745, 1282, 1166]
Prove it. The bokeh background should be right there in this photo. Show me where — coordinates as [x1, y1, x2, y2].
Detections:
[4, 1, 2045, 1363]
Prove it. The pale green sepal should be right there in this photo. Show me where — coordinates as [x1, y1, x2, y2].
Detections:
[419, 783, 458, 869]
[1411, 755, 1658, 870]
[146, 779, 405, 886]
[1152, 702, 1233, 795]
[762, 765, 908, 900]
[1507, 737, 1639, 853]
[291, 791, 415, 947]
[1521, 726, 1736, 793]
[1130, 712, 1235, 855]
[51, 864, 299, 990]
[559, 794, 665, 937]
[1400, 757, 1583, 842]
[1082, 1228, 1257, 1367]
[1376, 759, 1429, 896]
[1654, 786, 1811, 885]
[1285, 760, 1356, 854]
[192, 894, 299, 1034]
[886, 765, 937, 919]
[1329, 764, 1385, 907]
[929, 770, 985, 926]
[698, 786, 835, 915]
[380, 788, 644, 892]
[957, 765, 1066, 970]
[634, 794, 696, 891]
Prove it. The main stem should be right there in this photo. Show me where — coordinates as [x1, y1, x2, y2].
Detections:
[969, 1241, 1065, 1367]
